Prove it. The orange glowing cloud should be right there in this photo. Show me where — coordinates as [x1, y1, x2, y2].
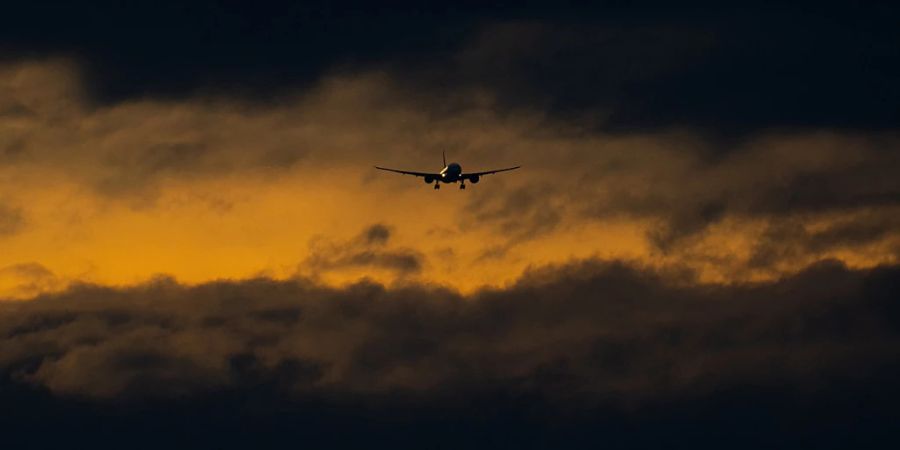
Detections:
[0, 59, 898, 299]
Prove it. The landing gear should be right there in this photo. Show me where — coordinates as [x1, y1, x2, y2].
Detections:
[434, 183, 440, 190]
[460, 183, 466, 190]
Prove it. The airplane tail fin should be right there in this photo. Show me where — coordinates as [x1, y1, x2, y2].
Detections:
[442, 150, 446, 167]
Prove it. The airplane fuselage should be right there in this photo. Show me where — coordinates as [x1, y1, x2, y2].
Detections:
[439, 163, 463, 182]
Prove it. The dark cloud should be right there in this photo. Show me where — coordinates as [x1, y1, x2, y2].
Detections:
[391, 6, 900, 134]
[303, 224, 424, 275]
[0, 263, 54, 280]
[93, 141, 218, 200]
[652, 142, 900, 250]
[2, 3, 898, 133]
[467, 183, 563, 247]
[471, 132, 900, 255]
[743, 156, 900, 216]
[0, 204, 24, 237]
[0, 262, 62, 299]
[363, 223, 391, 245]
[646, 200, 728, 251]
[0, 258, 899, 447]
[749, 209, 900, 269]
[1, 259, 898, 399]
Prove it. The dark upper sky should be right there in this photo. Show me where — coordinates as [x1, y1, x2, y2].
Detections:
[2, 1, 898, 134]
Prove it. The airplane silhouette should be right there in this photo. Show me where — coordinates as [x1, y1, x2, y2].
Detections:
[375, 151, 520, 189]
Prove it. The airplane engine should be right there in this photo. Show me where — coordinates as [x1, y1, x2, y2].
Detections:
[469, 175, 480, 184]
[424, 175, 434, 184]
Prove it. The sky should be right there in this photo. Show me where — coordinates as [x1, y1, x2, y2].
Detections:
[1, 2, 899, 448]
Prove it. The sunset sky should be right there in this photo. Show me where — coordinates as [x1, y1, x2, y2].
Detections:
[1, 2, 899, 448]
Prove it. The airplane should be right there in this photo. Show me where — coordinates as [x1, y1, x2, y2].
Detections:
[375, 151, 520, 189]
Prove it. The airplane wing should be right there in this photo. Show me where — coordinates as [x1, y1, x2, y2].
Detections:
[462, 166, 521, 180]
[374, 166, 441, 178]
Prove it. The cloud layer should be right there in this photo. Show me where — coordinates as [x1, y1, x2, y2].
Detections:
[0, 58, 898, 296]
[3, 4, 898, 133]
[1, 258, 899, 448]
[2, 259, 897, 400]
